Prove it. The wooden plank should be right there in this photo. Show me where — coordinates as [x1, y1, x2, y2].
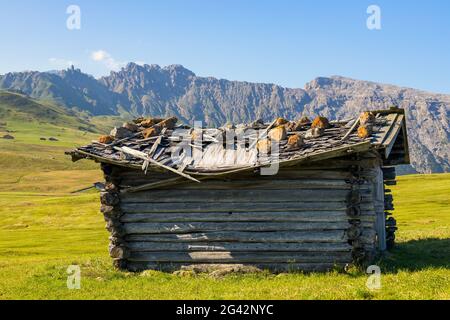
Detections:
[126, 242, 352, 252]
[120, 189, 368, 203]
[120, 201, 376, 213]
[401, 120, 411, 164]
[123, 221, 352, 234]
[171, 179, 367, 190]
[121, 179, 360, 191]
[122, 218, 376, 230]
[125, 230, 347, 243]
[383, 114, 405, 158]
[121, 211, 364, 223]
[372, 113, 398, 145]
[126, 262, 346, 272]
[127, 251, 353, 263]
[124, 228, 376, 244]
[147, 135, 163, 158]
[373, 167, 387, 251]
[341, 118, 360, 141]
[119, 169, 354, 180]
[120, 175, 360, 192]
[116, 146, 200, 183]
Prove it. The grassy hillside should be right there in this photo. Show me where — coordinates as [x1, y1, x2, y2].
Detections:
[0, 91, 95, 130]
[0, 174, 448, 300]
[0, 91, 116, 191]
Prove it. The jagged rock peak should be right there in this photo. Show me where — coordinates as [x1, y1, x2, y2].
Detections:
[162, 64, 196, 77]
[305, 77, 335, 90]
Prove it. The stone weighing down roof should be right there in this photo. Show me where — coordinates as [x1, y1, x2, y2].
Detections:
[67, 108, 409, 182]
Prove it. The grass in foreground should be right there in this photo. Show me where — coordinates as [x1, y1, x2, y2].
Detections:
[0, 173, 449, 300]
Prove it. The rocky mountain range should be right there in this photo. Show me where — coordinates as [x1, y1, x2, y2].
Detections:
[0, 63, 449, 173]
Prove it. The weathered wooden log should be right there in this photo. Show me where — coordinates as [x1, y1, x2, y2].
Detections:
[109, 245, 130, 259]
[349, 238, 364, 249]
[120, 178, 370, 191]
[117, 169, 355, 181]
[100, 191, 120, 206]
[121, 211, 351, 223]
[384, 180, 397, 186]
[120, 201, 376, 214]
[112, 258, 127, 270]
[105, 219, 123, 232]
[110, 225, 126, 238]
[127, 251, 352, 263]
[122, 221, 352, 235]
[109, 236, 126, 246]
[119, 176, 375, 191]
[121, 208, 376, 218]
[105, 182, 119, 192]
[125, 230, 348, 243]
[346, 226, 362, 240]
[126, 242, 352, 252]
[346, 206, 361, 218]
[101, 205, 123, 219]
[351, 248, 366, 263]
[120, 189, 371, 203]
[126, 262, 347, 273]
[346, 189, 362, 204]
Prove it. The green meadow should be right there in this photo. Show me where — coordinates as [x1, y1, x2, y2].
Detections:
[0, 169, 448, 299]
[0, 91, 449, 300]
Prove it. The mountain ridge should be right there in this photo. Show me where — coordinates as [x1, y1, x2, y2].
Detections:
[0, 64, 449, 174]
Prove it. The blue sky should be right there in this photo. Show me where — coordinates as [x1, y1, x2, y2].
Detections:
[0, 0, 449, 93]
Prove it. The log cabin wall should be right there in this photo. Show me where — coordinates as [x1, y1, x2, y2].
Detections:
[99, 152, 388, 273]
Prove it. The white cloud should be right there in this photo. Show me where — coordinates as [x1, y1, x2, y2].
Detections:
[90, 50, 125, 71]
[49, 58, 76, 69]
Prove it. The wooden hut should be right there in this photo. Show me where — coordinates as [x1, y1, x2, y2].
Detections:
[67, 107, 409, 272]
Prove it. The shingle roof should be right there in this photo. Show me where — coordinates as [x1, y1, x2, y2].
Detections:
[67, 108, 409, 181]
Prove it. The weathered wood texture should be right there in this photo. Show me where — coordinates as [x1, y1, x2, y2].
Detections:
[120, 202, 376, 213]
[126, 242, 352, 252]
[101, 156, 383, 272]
[120, 211, 376, 223]
[126, 262, 347, 273]
[127, 251, 353, 263]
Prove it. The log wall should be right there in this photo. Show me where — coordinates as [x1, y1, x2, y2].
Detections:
[99, 153, 386, 272]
